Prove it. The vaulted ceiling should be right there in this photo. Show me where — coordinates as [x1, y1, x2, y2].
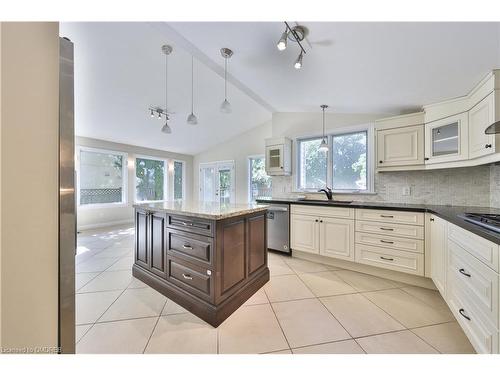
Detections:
[61, 22, 500, 154]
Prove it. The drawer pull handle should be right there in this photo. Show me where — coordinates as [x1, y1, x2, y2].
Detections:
[182, 273, 193, 280]
[380, 239, 394, 244]
[182, 222, 194, 226]
[459, 268, 471, 277]
[380, 256, 394, 261]
[379, 227, 394, 231]
[380, 215, 394, 218]
[183, 244, 193, 250]
[459, 308, 471, 321]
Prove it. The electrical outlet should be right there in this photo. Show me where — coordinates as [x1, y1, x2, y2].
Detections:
[402, 186, 411, 196]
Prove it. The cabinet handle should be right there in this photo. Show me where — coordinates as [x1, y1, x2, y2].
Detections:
[379, 160, 383, 164]
[424, 157, 429, 161]
[182, 273, 193, 280]
[182, 222, 193, 226]
[183, 244, 193, 250]
[315, 219, 319, 222]
[430, 218, 434, 222]
[320, 220, 323, 223]
[459, 308, 471, 321]
[485, 144, 492, 149]
[380, 239, 394, 244]
[459, 268, 471, 278]
[380, 215, 394, 218]
[379, 227, 394, 231]
[380, 256, 394, 261]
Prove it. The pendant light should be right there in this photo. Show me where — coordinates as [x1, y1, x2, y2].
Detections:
[220, 48, 233, 114]
[186, 56, 198, 125]
[161, 44, 173, 134]
[319, 104, 329, 152]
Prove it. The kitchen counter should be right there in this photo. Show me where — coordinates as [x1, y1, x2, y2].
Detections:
[133, 200, 269, 220]
[257, 197, 500, 244]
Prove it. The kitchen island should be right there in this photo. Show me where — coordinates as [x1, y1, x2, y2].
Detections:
[132, 201, 269, 327]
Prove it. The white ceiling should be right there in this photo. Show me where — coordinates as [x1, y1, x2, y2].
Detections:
[170, 22, 500, 114]
[59, 22, 272, 155]
[61, 22, 500, 155]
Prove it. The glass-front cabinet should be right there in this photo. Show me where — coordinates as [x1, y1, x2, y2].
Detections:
[424, 113, 469, 164]
[265, 137, 292, 175]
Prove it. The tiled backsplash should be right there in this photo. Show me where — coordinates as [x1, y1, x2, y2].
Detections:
[272, 164, 500, 208]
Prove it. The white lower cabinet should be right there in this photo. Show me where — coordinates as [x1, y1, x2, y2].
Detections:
[290, 205, 354, 261]
[319, 217, 354, 261]
[290, 214, 319, 254]
[428, 214, 447, 296]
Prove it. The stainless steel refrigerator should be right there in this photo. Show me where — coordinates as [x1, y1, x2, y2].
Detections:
[59, 36, 76, 354]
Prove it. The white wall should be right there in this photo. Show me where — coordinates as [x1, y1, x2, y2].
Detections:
[1, 22, 59, 350]
[77, 137, 194, 230]
[193, 121, 272, 204]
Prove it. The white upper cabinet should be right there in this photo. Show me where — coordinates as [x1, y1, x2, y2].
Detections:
[265, 137, 292, 176]
[424, 113, 469, 164]
[469, 92, 496, 159]
[377, 125, 425, 168]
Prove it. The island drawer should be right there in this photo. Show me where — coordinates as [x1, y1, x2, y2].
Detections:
[355, 220, 424, 239]
[167, 257, 213, 302]
[167, 214, 214, 237]
[167, 229, 213, 266]
[355, 209, 424, 226]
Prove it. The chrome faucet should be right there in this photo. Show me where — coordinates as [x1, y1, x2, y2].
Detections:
[318, 187, 333, 200]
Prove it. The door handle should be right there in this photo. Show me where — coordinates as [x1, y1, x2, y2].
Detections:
[459, 268, 471, 277]
[182, 273, 193, 280]
[459, 308, 471, 321]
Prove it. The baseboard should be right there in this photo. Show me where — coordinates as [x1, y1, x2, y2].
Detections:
[293, 250, 437, 290]
[77, 219, 133, 232]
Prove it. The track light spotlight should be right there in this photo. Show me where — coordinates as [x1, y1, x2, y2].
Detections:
[294, 52, 303, 69]
[277, 30, 288, 51]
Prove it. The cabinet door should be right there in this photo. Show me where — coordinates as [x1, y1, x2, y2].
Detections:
[266, 144, 284, 173]
[429, 214, 447, 296]
[469, 93, 495, 159]
[135, 210, 150, 269]
[425, 113, 468, 164]
[377, 125, 424, 167]
[290, 214, 319, 254]
[319, 217, 354, 261]
[150, 212, 167, 278]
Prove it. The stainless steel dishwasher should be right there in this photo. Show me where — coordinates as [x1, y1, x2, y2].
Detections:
[266, 203, 290, 253]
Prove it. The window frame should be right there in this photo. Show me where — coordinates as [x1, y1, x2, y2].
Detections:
[171, 159, 186, 201]
[76, 146, 128, 209]
[247, 154, 272, 203]
[295, 124, 375, 194]
[134, 154, 169, 203]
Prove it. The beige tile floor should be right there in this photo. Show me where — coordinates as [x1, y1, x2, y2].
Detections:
[75, 225, 475, 354]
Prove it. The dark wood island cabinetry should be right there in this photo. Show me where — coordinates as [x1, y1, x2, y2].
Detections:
[132, 201, 269, 327]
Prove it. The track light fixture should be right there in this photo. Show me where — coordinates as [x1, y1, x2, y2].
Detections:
[148, 45, 174, 133]
[277, 22, 308, 70]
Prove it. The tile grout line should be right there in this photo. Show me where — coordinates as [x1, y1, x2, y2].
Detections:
[142, 299, 168, 354]
[263, 288, 292, 353]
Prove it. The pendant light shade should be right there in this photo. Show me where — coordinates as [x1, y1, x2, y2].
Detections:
[319, 104, 329, 152]
[161, 122, 172, 134]
[220, 48, 233, 114]
[186, 56, 198, 125]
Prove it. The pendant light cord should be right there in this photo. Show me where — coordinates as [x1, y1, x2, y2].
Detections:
[322, 107, 325, 139]
[165, 52, 168, 116]
[191, 56, 194, 113]
[224, 58, 227, 100]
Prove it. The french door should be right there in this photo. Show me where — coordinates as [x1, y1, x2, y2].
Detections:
[199, 161, 235, 204]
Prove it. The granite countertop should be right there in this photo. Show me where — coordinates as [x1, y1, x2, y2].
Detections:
[256, 197, 500, 245]
[133, 201, 269, 220]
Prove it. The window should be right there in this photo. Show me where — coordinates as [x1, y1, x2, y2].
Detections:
[332, 131, 367, 191]
[78, 148, 126, 206]
[135, 157, 166, 202]
[248, 156, 272, 202]
[296, 126, 373, 193]
[297, 138, 328, 190]
[173, 160, 185, 200]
